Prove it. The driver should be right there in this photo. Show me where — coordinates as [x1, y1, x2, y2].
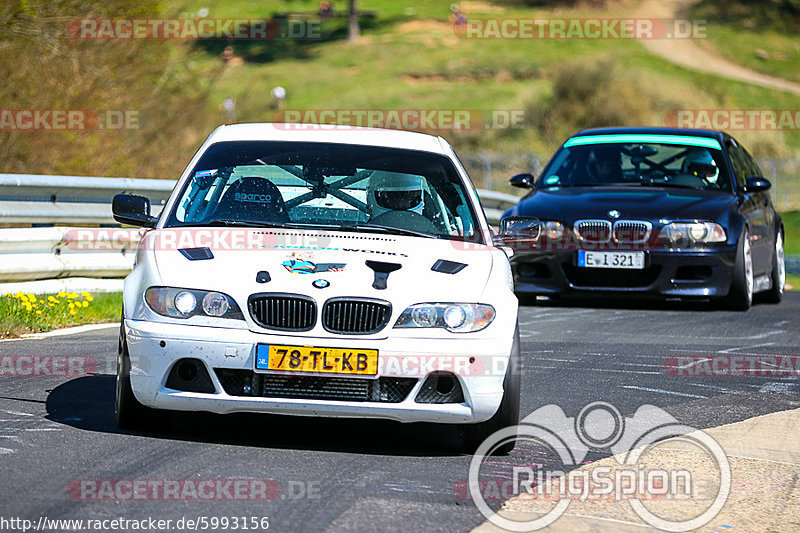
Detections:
[585, 147, 623, 183]
[366, 171, 425, 218]
[681, 149, 719, 183]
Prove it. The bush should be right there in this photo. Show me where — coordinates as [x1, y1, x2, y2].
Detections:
[525, 58, 654, 141]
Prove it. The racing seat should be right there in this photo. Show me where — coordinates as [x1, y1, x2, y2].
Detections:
[213, 177, 290, 223]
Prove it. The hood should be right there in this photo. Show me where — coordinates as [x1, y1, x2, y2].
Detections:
[510, 186, 735, 223]
[143, 228, 494, 306]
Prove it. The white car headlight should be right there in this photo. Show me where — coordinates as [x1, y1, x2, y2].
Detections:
[145, 287, 243, 320]
[394, 303, 495, 333]
[660, 222, 727, 245]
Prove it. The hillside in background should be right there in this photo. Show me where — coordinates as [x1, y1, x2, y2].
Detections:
[0, 0, 797, 203]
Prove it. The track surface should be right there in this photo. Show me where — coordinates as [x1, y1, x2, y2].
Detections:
[1, 295, 799, 532]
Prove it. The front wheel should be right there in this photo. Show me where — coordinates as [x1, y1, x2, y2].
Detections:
[757, 231, 784, 304]
[723, 228, 753, 311]
[459, 325, 521, 455]
[116, 321, 166, 429]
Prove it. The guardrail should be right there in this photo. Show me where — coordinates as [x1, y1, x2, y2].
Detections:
[0, 173, 520, 292]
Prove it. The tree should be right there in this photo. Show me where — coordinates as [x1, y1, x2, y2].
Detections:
[347, 0, 359, 43]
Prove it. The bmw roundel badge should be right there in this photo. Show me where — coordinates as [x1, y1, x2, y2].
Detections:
[312, 279, 330, 289]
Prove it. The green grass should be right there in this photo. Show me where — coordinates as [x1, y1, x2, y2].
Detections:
[787, 274, 800, 291]
[4, 0, 799, 199]
[691, 1, 800, 82]
[782, 210, 800, 256]
[0, 291, 122, 339]
[699, 26, 800, 83]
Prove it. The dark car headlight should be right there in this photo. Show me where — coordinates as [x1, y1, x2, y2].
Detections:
[145, 287, 243, 320]
[659, 222, 727, 245]
[501, 217, 565, 241]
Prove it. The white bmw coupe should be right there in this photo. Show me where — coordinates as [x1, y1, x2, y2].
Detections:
[113, 123, 520, 452]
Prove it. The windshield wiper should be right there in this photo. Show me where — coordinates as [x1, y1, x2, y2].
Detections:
[640, 181, 700, 190]
[203, 219, 297, 228]
[341, 223, 440, 239]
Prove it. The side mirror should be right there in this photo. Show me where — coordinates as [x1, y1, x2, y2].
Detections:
[510, 173, 535, 189]
[743, 176, 771, 193]
[112, 194, 157, 227]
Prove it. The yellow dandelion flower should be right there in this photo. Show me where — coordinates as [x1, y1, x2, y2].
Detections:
[57, 291, 66, 298]
[81, 291, 91, 298]
[15, 292, 24, 298]
[82, 301, 89, 308]
[69, 308, 77, 315]
[47, 303, 53, 307]
[67, 293, 78, 299]
[68, 302, 75, 309]
[48, 296, 56, 302]
[86, 295, 94, 302]
[35, 310, 42, 315]
[27, 294, 37, 303]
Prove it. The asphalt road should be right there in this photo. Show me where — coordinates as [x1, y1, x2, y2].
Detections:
[1, 294, 799, 532]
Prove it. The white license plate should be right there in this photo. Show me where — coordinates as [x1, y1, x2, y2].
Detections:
[578, 251, 645, 269]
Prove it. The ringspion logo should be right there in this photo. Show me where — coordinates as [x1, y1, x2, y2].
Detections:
[465, 402, 730, 531]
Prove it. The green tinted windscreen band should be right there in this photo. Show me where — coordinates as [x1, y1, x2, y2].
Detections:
[564, 134, 722, 150]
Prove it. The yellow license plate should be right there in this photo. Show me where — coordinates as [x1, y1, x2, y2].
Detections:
[255, 344, 378, 376]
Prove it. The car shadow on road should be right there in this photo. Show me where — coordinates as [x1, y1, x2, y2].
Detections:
[45, 374, 463, 457]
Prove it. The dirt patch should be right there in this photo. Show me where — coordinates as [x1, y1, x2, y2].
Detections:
[396, 20, 454, 34]
[459, 1, 506, 14]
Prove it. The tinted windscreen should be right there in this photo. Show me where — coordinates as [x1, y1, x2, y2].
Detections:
[538, 142, 732, 192]
[165, 141, 479, 241]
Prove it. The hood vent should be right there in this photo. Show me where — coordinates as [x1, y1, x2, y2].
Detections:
[431, 259, 467, 274]
[179, 247, 214, 261]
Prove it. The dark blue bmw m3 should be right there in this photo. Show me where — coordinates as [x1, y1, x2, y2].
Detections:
[500, 127, 785, 310]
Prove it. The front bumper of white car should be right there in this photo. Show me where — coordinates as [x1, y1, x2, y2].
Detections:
[124, 319, 513, 424]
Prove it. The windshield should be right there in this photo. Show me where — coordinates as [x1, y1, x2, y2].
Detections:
[538, 141, 732, 192]
[165, 141, 480, 241]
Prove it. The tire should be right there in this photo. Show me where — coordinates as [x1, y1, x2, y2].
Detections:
[459, 325, 521, 455]
[758, 230, 784, 304]
[115, 320, 165, 429]
[724, 228, 754, 311]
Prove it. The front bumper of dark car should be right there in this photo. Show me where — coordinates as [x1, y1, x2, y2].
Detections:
[510, 246, 737, 299]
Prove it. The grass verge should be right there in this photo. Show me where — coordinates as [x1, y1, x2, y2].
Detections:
[781, 210, 800, 256]
[786, 274, 800, 291]
[0, 291, 122, 339]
